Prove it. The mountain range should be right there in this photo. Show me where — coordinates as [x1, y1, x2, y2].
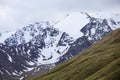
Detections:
[0, 11, 120, 80]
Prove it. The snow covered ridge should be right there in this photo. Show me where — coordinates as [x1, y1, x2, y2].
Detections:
[54, 11, 120, 39]
[0, 11, 120, 66]
[0, 11, 120, 79]
[56, 12, 120, 64]
[0, 11, 120, 46]
[89, 11, 120, 30]
[4, 21, 55, 46]
[0, 21, 74, 79]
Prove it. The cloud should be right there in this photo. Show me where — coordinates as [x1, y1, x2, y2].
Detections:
[0, 0, 119, 32]
[55, 0, 120, 11]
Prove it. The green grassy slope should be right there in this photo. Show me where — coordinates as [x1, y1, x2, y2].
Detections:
[30, 28, 120, 80]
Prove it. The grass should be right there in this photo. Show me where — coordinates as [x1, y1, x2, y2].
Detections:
[29, 28, 120, 80]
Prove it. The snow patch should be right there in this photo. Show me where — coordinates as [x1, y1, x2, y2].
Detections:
[0, 31, 15, 43]
[54, 12, 89, 39]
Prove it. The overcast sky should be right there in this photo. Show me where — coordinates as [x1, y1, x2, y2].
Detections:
[0, 0, 120, 32]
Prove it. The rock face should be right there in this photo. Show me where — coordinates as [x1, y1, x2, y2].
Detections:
[0, 12, 120, 80]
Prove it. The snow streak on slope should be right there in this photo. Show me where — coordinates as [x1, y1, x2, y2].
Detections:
[54, 12, 89, 39]
[36, 32, 70, 64]
[28, 29, 74, 65]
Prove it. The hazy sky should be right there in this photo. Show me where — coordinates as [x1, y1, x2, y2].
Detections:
[0, 0, 120, 32]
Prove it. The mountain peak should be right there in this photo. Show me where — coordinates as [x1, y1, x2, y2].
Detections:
[54, 12, 89, 39]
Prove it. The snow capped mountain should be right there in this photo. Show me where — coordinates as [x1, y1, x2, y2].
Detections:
[56, 11, 120, 64]
[54, 11, 120, 40]
[0, 11, 120, 80]
[0, 22, 74, 79]
[1, 11, 120, 46]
